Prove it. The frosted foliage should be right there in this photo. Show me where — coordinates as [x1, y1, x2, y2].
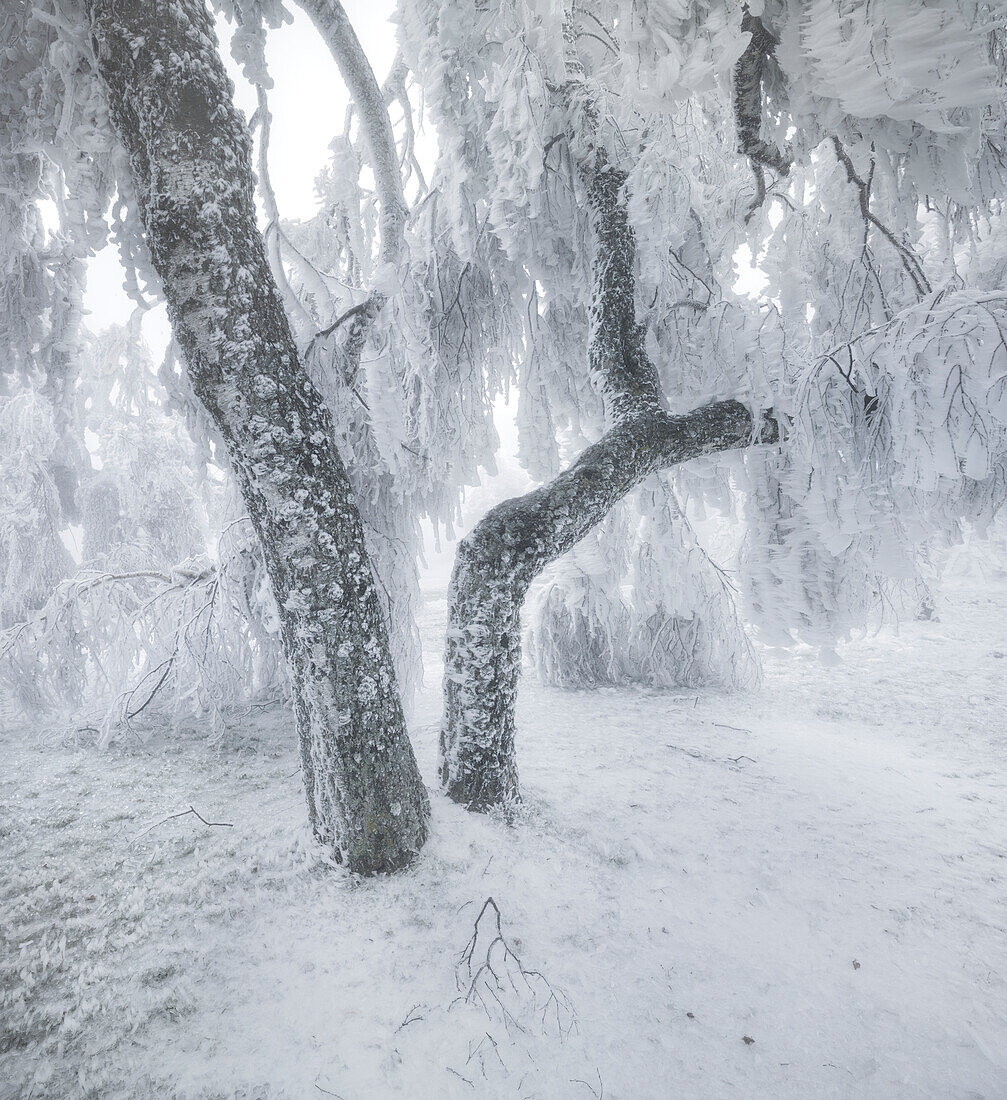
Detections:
[785, 0, 998, 131]
[0, 394, 74, 632]
[527, 527, 629, 689]
[0, 1, 121, 414]
[397, 0, 1007, 666]
[277, 129, 520, 697]
[396, 0, 784, 677]
[5, 0, 1007, 746]
[0, 1, 301, 737]
[0, 327, 286, 736]
[742, 289, 1007, 647]
[0, 550, 285, 743]
[529, 478, 759, 690]
[77, 327, 208, 568]
[294, 194, 511, 511]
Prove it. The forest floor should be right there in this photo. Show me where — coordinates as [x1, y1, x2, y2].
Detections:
[2, 549, 1006, 1099]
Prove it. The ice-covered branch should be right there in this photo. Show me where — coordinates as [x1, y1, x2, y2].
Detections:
[294, 0, 406, 269]
[831, 137, 932, 298]
[292, 0, 412, 371]
[733, 8, 792, 206]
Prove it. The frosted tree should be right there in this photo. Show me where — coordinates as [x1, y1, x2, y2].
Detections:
[5, 0, 1007, 867]
[89, 0, 436, 872]
[0, 0, 433, 873]
[438, 152, 778, 808]
[396, 0, 1007, 808]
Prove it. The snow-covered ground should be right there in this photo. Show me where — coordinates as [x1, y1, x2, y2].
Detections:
[2, 550, 1006, 1099]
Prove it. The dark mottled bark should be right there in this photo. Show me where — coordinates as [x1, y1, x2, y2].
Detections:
[441, 402, 777, 809]
[440, 161, 778, 810]
[86, 0, 428, 873]
[734, 9, 791, 194]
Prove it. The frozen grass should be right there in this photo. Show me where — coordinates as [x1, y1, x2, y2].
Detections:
[2, 553, 1006, 1099]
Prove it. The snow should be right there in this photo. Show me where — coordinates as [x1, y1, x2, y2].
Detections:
[2, 549, 1006, 1098]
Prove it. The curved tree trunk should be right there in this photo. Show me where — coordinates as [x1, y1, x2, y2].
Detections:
[440, 162, 778, 810]
[294, 0, 406, 268]
[87, 0, 428, 873]
[293, 0, 408, 363]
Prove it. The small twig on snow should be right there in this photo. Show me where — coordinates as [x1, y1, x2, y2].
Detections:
[571, 1069, 605, 1099]
[131, 805, 234, 843]
[395, 1004, 426, 1032]
[313, 1081, 347, 1099]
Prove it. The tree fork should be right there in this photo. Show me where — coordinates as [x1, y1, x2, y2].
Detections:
[86, 0, 428, 873]
[440, 402, 778, 810]
[439, 162, 778, 810]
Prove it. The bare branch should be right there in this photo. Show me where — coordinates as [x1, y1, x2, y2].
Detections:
[831, 136, 933, 298]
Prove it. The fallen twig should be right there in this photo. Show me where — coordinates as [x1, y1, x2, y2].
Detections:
[313, 1081, 347, 1099]
[572, 1069, 605, 1099]
[395, 1004, 426, 1032]
[454, 897, 576, 1039]
[446, 1066, 475, 1088]
[131, 805, 234, 843]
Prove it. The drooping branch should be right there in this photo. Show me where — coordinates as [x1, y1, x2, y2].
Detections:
[733, 10, 792, 187]
[831, 137, 933, 298]
[438, 157, 778, 810]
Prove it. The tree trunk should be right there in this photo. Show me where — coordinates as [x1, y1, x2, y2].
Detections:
[293, 0, 406, 268]
[440, 162, 778, 810]
[86, 0, 428, 873]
